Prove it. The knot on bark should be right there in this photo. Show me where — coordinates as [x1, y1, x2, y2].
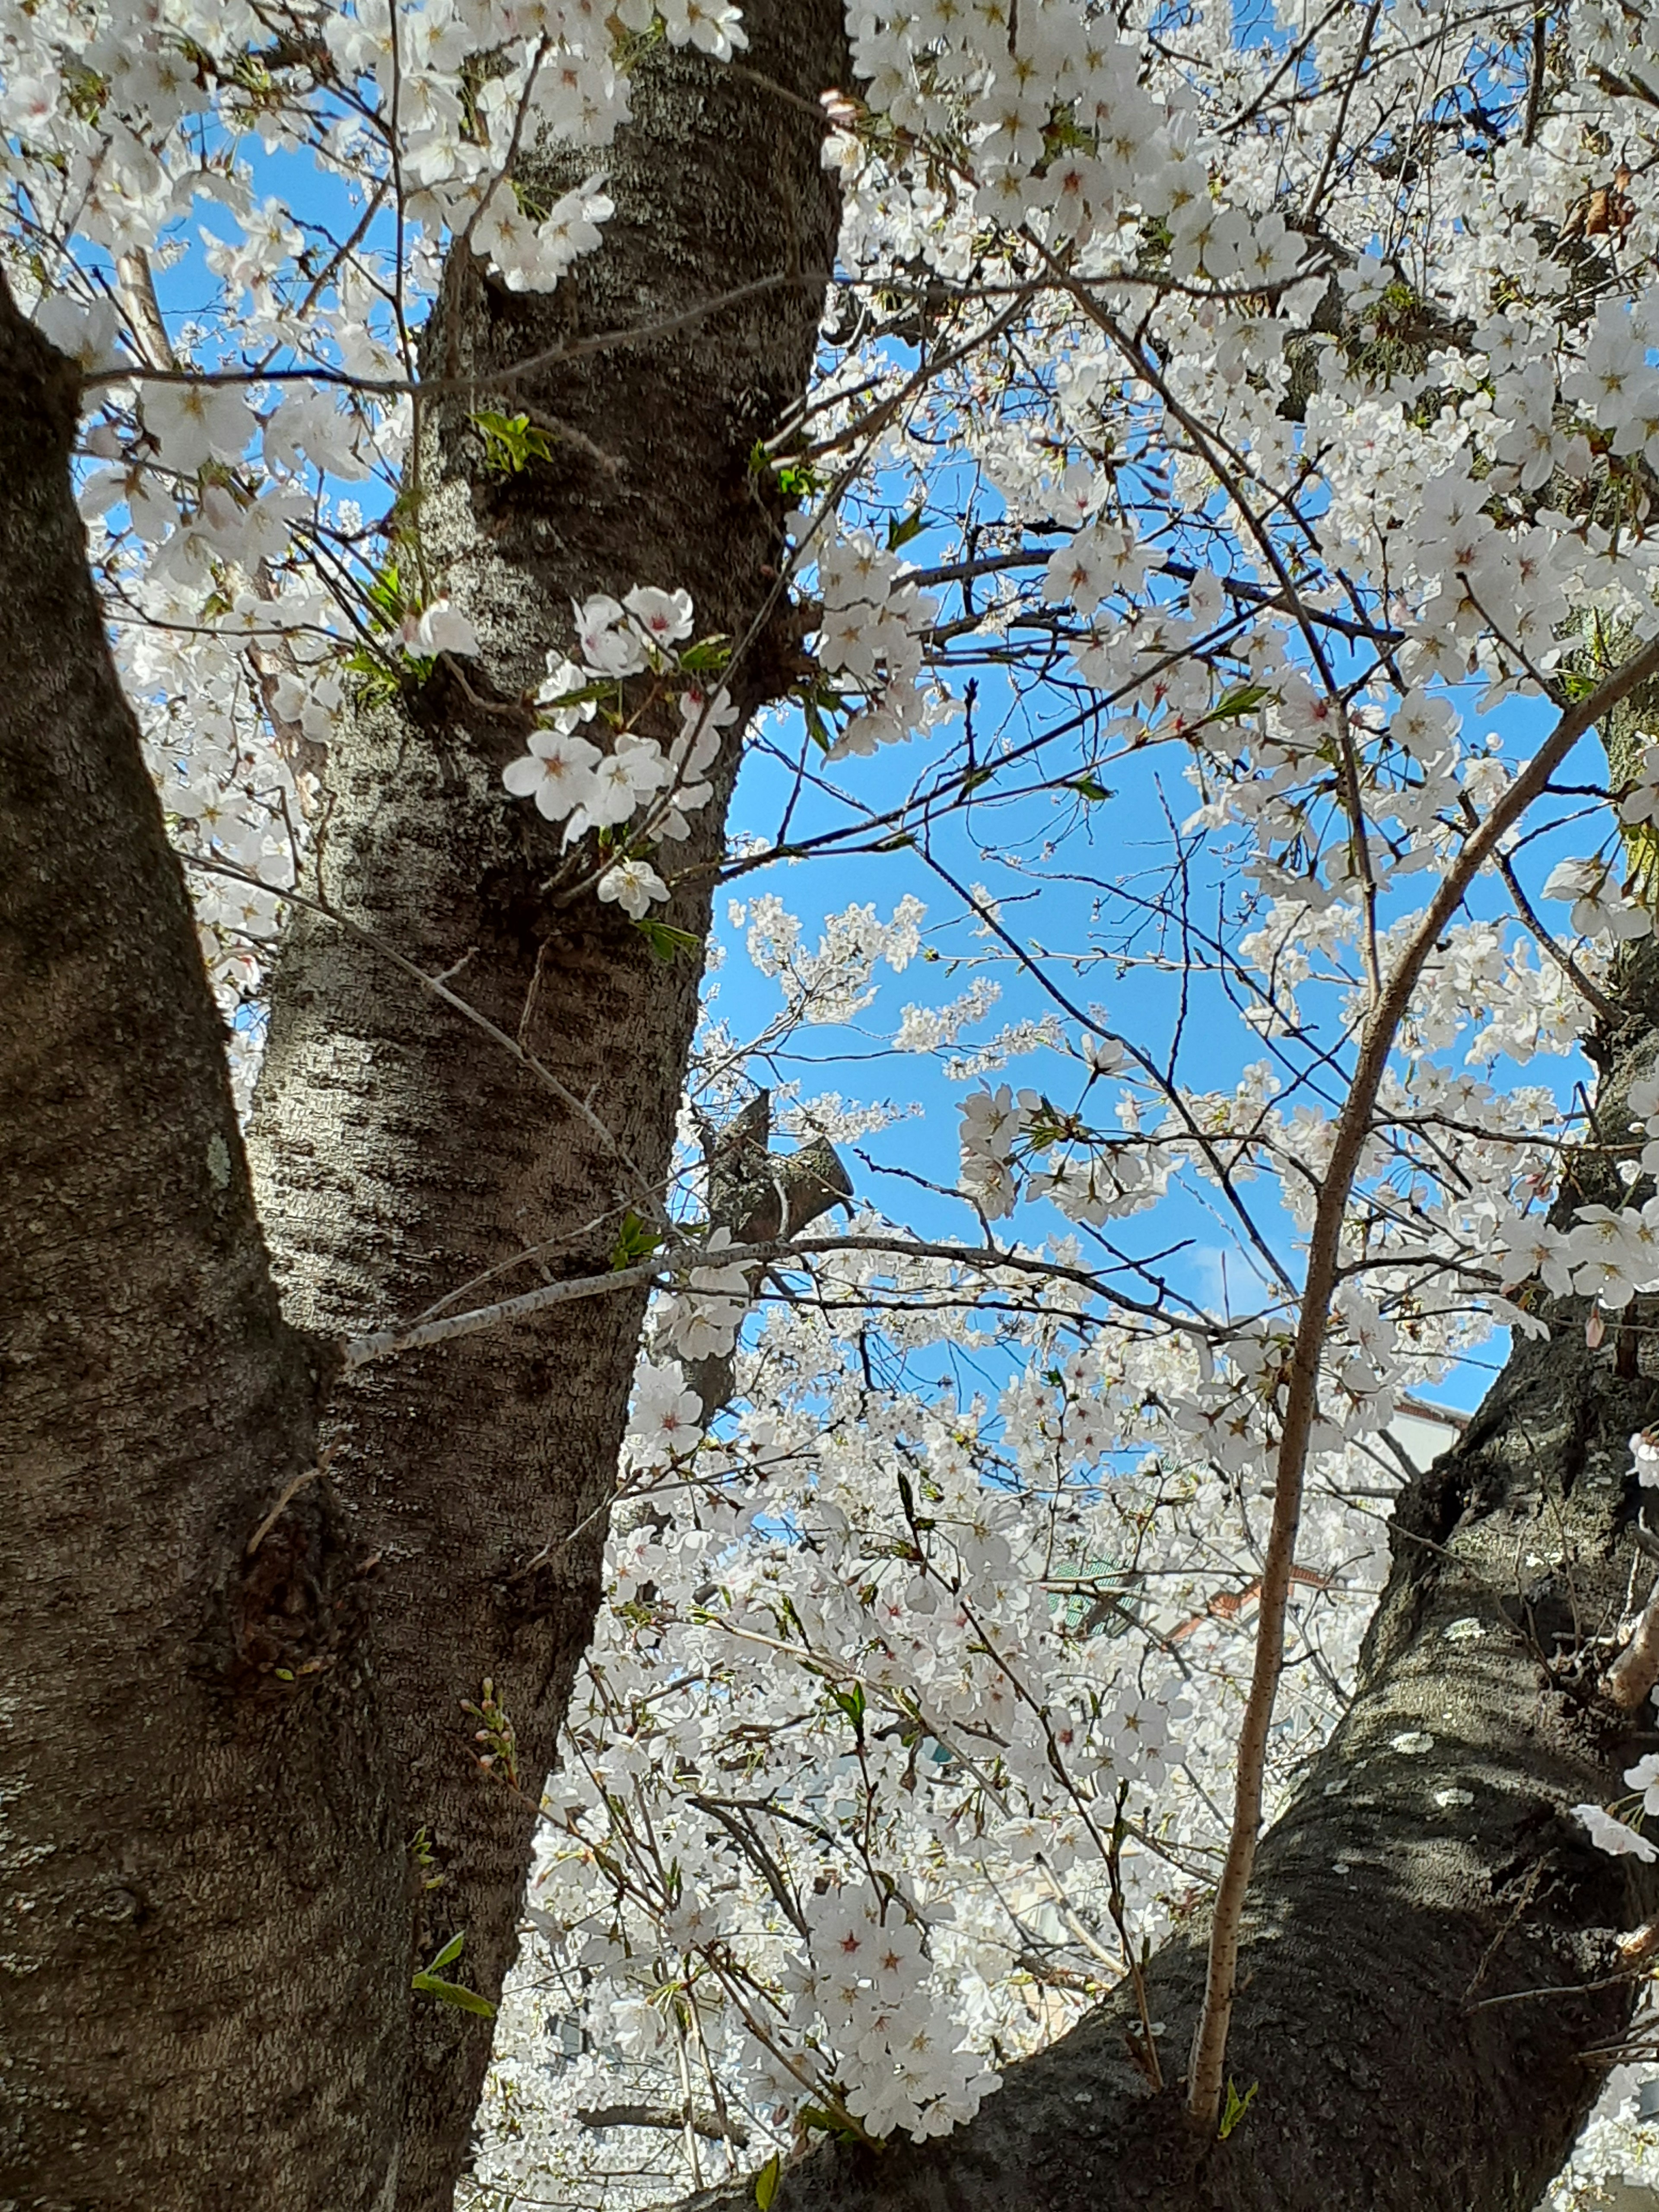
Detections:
[680, 1091, 855, 1420]
[227, 1487, 374, 1698]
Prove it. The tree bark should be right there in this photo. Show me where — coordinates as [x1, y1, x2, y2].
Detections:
[242, 13, 847, 2208]
[689, 998, 1659, 2212]
[0, 275, 408, 2212]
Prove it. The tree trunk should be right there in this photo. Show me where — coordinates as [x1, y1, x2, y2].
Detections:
[242, 13, 846, 2208]
[0, 276, 408, 2212]
[690, 998, 1659, 2212]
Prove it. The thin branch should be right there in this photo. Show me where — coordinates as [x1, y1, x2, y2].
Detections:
[245, 1448, 334, 1556]
[689, 1796, 808, 1938]
[338, 1228, 1230, 1371]
[1299, 3, 1380, 225]
[1494, 848, 1618, 1024]
[86, 269, 833, 402]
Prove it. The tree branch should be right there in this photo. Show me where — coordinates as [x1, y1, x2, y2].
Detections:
[578, 2102, 750, 2146]
[1185, 626, 1659, 2131]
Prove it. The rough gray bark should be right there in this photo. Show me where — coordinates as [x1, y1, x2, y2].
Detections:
[0, 274, 407, 2212]
[241, 13, 847, 2208]
[687, 994, 1659, 2212]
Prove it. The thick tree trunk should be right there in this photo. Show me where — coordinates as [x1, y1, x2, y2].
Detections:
[691, 1006, 1659, 2212]
[242, 13, 846, 2208]
[0, 278, 408, 2211]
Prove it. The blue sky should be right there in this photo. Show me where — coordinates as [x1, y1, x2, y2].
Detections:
[82, 20, 1616, 1424]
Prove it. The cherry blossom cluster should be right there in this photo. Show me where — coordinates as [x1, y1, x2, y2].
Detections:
[1493, 1071, 1659, 1324]
[802, 521, 941, 760]
[468, 1179, 1422, 2200]
[836, 0, 1199, 258]
[500, 584, 736, 916]
[655, 1229, 751, 1364]
[1497, 1198, 1659, 1313]
[734, 893, 927, 1027]
[1576, 1753, 1659, 1866]
[956, 1055, 1166, 1232]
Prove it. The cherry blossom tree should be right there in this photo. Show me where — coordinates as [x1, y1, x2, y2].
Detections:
[12, 1, 1659, 2210]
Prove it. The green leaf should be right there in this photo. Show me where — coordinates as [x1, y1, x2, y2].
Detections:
[830, 1681, 867, 1732]
[775, 460, 825, 500]
[795, 2106, 877, 2149]
[754, 2152, 782, 2211]
[802, 698, 833, 753]
[678, 634, 731, 674]
[886, 507, 925, 551]
[1068, 774, 1113, 802]
[428, 1929, 467, 1973]
[611, 1210, 666, 1270]
[471, 408, 556, 475]
[364, 560, 406, 628]
[340, 646, 400, 702]
[411, 1972, 497, 2018]
[630, 917, 703, 965]
[533, 676, 612, 717]
[1195, 683, 1271, 731]
[1217, 2076, 1259, 2141]
[1022, 1097, 1065, 1153]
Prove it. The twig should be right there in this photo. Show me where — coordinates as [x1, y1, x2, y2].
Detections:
[246, 1445, 337, 1556]
[1299, 3, 1380, 224]
[1014, 1949, 1103, 1995]
[1494, 848, 1618, 1023]
[1104, 1784, 1165, 2090]
[1468, 1961, 1656, 2011]
[689, 1796, 808, 1937]
[1463, 1854, 1548, 2004]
